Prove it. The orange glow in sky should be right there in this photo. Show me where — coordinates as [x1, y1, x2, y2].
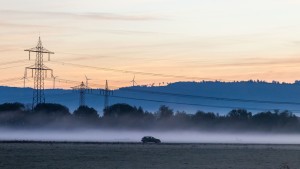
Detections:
[1, 0, 300, 89]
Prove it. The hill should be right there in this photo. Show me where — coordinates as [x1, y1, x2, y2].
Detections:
[1, 81, 300, 115]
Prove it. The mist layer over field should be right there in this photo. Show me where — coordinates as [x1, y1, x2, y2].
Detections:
[0, 129, 300, 144]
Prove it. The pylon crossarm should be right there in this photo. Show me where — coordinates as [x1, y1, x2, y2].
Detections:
[41, 47, 54, 54]
[24, 48, 37, 52]
[42, 65, 52, 69]
[24, 48, 54, 54]
[41, 68, 53, 71]
[24, 66, 35, 78]
[41, 65, 53, 71]
[25, 67, 53, 71]
[25, 65, 36, 69]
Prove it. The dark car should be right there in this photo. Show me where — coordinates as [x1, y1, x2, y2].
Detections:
[141, 136, 161, 144]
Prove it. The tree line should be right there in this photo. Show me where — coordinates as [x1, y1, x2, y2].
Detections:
[0, 102, 299, 132]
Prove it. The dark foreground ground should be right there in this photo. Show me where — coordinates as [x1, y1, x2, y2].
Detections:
[0, 142, 299, 169]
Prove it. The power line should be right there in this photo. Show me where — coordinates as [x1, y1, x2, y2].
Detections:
[45, 77, 105, 88]
[42, 76, 300, 106]
[49, 60, 223, 81]
[44, 78, 101, 89]
[1, 80, 300, 113]
[0, 64, 29, 70]
[88, 93, 300, 113]
[0, 77, 23, 83]
[55, 51, 176, 63]
[114, 87, 300, 106]
[34, 76, 300, 107]
[1, 92, 74, 103]
[0, 59, 28, 66]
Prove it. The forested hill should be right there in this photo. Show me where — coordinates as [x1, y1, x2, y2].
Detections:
[1, 81, 300, 115]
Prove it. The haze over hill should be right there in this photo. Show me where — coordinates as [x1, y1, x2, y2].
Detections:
[1, 80, 300, 115]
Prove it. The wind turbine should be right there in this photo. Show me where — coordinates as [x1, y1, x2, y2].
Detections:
[130, 75, 137, 87]
[85, 75, 92, 88]
[52, 76, 58, 89]
[20, 76, 29, 88]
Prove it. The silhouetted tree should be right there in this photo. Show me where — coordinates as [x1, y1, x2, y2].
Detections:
[157, 105, 174, 120]
[143, 111, 155, 121]
[174, 111, 191, 121]
[252, 111, 272, 125]
[277, 110, 298, 126]
[102, 103, 148, 128]
[227, 109, 252, 121]
[104, 103, 143, 118]
[193, 111, 217, 122]
[0, 102, 25, 112]
[34, 103, 70, 117]
[73, 106, 99, 120]
[252, 110, 298, 130]
[0, 101, 299, 131]
[0, 102, 26, 127]
[29, 103, 71, 127]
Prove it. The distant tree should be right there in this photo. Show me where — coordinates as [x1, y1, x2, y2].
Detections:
[173, 111, 192, 128]
[0, 102, 25, 112]
[252, 111, 275, 127]
[29, 103, 72, 127]
[277, 110, 298, 125]
[227, 109, 252, 121]
[252, 110, 299, 130]
[137, 106, 144, 116]
[103, 103, 143, 118]
[0, 102, 26, 127]
[174, 111, 191, 121]
[157, 105, 174, 120]
[193, 111, 217, 122]
[34, 103, 70, 117]
[143, 111, 155, 121]
[73, 105, 99, 120]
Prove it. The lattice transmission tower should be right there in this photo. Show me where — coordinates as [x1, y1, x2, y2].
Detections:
[72, 81, 92, 107]
[24, 37, 54, 109]
[101, 80, 113, 109]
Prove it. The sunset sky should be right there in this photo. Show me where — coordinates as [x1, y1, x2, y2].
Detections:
[1, 0, 300, 89]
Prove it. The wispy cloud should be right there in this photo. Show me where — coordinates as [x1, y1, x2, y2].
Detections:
[0, 10, 160, 21]
[79, 12, 160, 21]
[291, 41, 300, 45]
[206, 57, 300, 68]
[0, 21, 50, 28]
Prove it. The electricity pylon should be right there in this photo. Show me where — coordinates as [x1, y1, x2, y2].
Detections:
[72, 81, 92, 107]
[24, 37, 54, 109]
[72, 82, 87, 107]
[101, 80, 113, 109]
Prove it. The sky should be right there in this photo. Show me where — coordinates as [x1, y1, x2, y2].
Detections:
[1, 0, 300, 89]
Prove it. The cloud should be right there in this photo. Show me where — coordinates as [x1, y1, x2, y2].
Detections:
[0, 10, 160, 21]
[170, 56, 300, 69]
[208, 57, 300, 68]
[292, 41, 300, 45]
[0, 21, 50, 28]
[80, 12, 159, 21]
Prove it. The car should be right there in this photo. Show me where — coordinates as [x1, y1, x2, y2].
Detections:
[141, 136, 161, 144]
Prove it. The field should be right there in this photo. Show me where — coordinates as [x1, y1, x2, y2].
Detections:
[0, 142, 300, 169]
